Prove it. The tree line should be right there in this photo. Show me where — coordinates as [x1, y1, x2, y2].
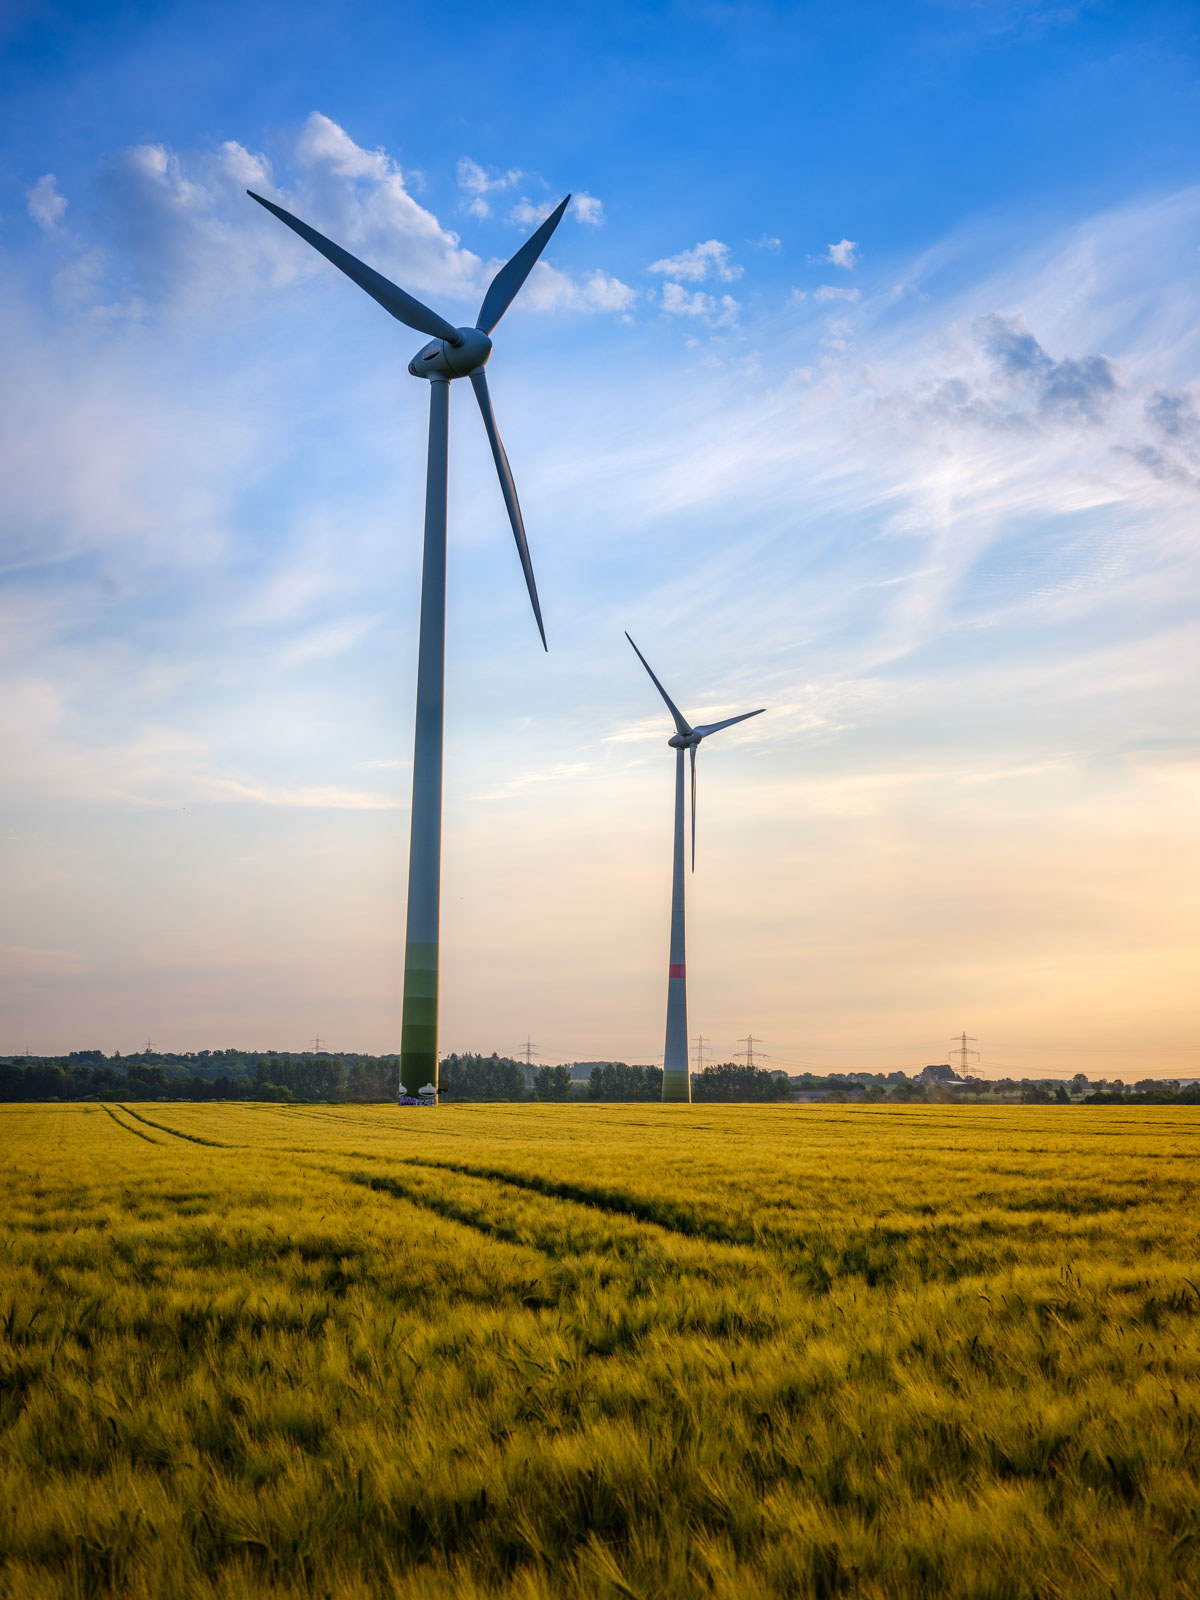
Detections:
[1, 1050, 1195, 1105]
[0, 1051, 398, 1104]
[0, 1051, 789, 1103]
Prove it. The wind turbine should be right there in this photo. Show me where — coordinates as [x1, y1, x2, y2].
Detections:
[248, 187, 571, 1100]
[625, 634, 764, 1103]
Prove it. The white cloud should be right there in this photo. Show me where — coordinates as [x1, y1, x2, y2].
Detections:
[810, 238, 859, 269]
[503, 190, 598, 230]
[522, 262, 636, 313]
[648, 239, 741, 283]
[456, 156, 521, 220]
[814, 284, 861, 302]
[660, 282, 708, 316]
[751, 234, 782, 252]
[293, 116, 388, 181]
[27, 174, 67, 232]
[19, 118, 633, 336]
[509, 196, 557, 230]
[60, 116, 486, 315]
[660, 282, 739, 325]
[573, 193, 604, 226]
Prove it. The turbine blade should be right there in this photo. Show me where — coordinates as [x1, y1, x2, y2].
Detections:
[692, 708, 766, 739]
[476, 195, 571, 335]
[470, 369, 547, 650]
[247, 191, 460, 344]
[690, 743, 697, 873]
[624, 634, 692, 738]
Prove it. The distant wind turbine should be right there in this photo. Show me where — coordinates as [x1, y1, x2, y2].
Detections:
[249, 188, 571, 1100]
[625, 633, 764, 1103]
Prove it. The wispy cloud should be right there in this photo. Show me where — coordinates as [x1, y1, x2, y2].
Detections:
[276, 614, 381, 668]
[473, 761, 592, 801]
[206, 778, 401, 809]
[456, 156, 521, 219]
[508, 191, 604, 230]
[27, 174, 67, 232]
[660, 282, 738, 324]
[509, 195, 564, 230]
[648, 239, 741, 283]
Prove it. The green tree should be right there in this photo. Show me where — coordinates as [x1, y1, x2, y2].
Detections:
[533, 1064, 572, 1101]
[586, 1063, 663, 1101]
[692, 1064, 792, 1102]
[440, 1053, 527, 1100]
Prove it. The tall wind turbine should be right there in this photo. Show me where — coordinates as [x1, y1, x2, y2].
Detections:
[625, 634, 764, 1103]
[248, 188, 571, 1100]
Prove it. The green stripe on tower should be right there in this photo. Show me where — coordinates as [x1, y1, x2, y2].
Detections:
[661, 1068, 691, 1103]
[399, 940, 438, 1096]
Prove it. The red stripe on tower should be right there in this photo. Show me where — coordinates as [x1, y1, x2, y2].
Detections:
[669, 964, 685, 979]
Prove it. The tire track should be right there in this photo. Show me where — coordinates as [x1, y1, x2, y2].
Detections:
[328, 1167, 751, 1288]
[393, 1155, 757, 1244]
[120, 1106, 228, 1147]
[320, 1154, 756, 1247]
[100, 1104, 160, 1143]
[338, 1168, 557, 1257]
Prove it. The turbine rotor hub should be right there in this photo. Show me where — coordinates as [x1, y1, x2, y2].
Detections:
[668, 732, 700, 749]
[409, 327, 492, 380]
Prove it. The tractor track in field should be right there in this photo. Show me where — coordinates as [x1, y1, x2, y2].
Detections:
[327, 1166, 757, 1293]
[398, 1155, 758, 1244]
[119, 1107, 229, 1147]
[262, 1104, 411, 1135]
[100, 1104, 160, 1143]
[323, 1153, 757, 1247]
[336, 1168, 565, 1259]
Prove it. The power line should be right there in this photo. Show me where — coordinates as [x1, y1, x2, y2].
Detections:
[736, 1033, 768, 1069]
[692, 1034, 712, 1072]
[518, 1036, 541, 1067]
[309, 1033, 325, 1053]
[950, 1031, 980, 1078]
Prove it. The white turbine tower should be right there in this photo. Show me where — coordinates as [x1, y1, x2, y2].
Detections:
[248, 188, 571, 1101]
[626, 634, 764, 1103]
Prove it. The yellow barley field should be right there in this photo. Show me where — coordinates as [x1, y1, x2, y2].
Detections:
[1, 1101, 1198, 1598]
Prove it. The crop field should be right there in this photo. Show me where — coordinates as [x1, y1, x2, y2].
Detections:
[1, 1103, 1199, 1599]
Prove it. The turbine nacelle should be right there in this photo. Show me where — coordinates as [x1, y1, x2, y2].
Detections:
[248, 187, 568, 653]
[626, 632, 764, 872]
[408, 328, 493, 380]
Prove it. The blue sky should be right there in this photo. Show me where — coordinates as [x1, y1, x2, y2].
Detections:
[3, 0, 1199, 1074]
